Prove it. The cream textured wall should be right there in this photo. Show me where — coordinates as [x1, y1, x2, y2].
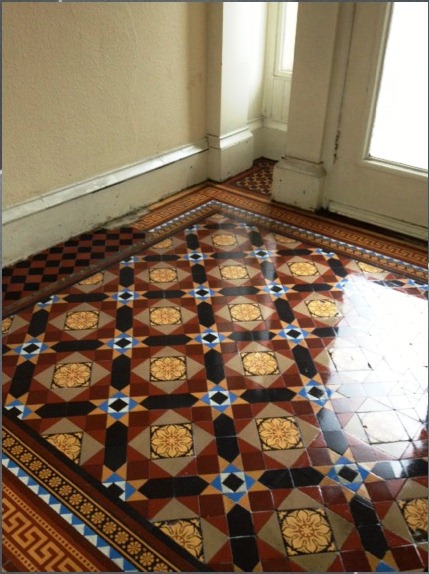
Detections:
[3, 2, 207, 207]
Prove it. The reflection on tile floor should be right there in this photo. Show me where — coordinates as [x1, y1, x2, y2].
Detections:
[2, 202, 428, 572]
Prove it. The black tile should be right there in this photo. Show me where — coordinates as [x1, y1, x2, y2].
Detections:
[241, 389, 270, 403]
[219, 287, 259, 297]
[260, 261, 277, 282]
[53, 340, 103, 353]
[323, 430, 349, 455]
[317, 408, 342, 431]
[216, 436, 240, 462]
[290, 467, 324, 486]
[292, 284, 333, 292]
[248, 230, 264, 247]
[144, 335, 191, 347]
[204, 349, 225, 384]
[186, 233, 200, 250]
[64, 293, 108, 303]
[401, 458, 428, 478]
[140, 478, 175, 499]
[259, 469, 293, 489]
[292, 345, 317, 378]
[104, 421, 128, 471]
[192, 264, 207, 285]
[111, 355, 131, 391]
[227, 505, 254, 537]
[197, 301, 215, 328]
[27, 310, 50, 338]
[229, 331, 273, 342]
[230, 536, 259, 572]
[119, 267, 134, 287]
[10, 362, 35, 398]
[116, 306, 133, 333]
[274, 298, 295, 323]
[313, 327, 338, 338]
[350, 495, 379, 526]
[358, 524, 389, 558]
[213, 413, 236, 437]
[144, 290, 186, 299]
[36, 402, 95, 418]
[267, 388, 296, 402]
[141, 394, 198, 410]
[372, 461, 407, 480]
[173, 476, 207, 497]
[327, 259, 348, 278]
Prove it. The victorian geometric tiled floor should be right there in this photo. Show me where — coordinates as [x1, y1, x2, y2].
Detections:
[2, 162, 428, 572]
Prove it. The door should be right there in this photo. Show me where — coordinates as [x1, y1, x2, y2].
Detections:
[325, 2, 428, 240]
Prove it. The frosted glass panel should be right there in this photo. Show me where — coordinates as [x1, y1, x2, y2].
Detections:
[369, 2, 428, 171]
[279, 2, 298, 73]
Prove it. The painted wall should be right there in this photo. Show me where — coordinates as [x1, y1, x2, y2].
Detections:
[3, 2, 207, 207]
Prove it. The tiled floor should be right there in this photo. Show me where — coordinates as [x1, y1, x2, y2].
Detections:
[2, 163, 428, 572]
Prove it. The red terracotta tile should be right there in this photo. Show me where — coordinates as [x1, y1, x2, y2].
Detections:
[248, 490, 274, 512]
[392, 545, 424, 570]
[321, 485, 348, 506]
[199, 494, 225, 517]
[341, 550, 371, 572]
[366, 481, 394, 502]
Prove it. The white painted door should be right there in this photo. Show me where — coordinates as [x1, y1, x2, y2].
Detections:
[324, 2, 428, 240]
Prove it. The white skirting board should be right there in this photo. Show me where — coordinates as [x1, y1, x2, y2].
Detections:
[2, 143, 209, 267]
[328, 200, 428, 241]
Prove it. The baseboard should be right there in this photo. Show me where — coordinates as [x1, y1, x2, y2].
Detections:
[208, 127, 254, 181]
[328, 200, 428, 241]
[2, 143, 208, 267]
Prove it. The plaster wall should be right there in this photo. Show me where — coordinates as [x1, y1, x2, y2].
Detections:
[3, 2, 207, 207]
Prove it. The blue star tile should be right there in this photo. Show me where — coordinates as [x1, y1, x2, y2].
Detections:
[106, 334, 140, 354]
[279, 325, 310, 343]
[211, 464, 255, 502]
[112, 290, 140, 304]
[189, 286, 215, 301]
[13, 338, 49, 359]
[185, 251, 207, 262]
[4, 400, 33, 420]
[298, 380, 333, 406]
[252, 249, 272, 260]
[99, 392, 138, 419]
[327, 456, 370, 492]
[263, 282, 289, 297]
[36, 295, 60, 308]
[103, 472, 136, 501]
[195, 329, 225, 348]
[201, 386, 238, 412]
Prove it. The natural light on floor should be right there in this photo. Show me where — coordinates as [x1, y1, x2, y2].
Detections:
[369, 2, 428, 171]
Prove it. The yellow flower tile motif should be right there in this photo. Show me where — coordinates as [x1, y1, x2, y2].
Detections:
[398, 498, 428, 541]
[2, 317, 13, 334]
[256, 417, 303, 450]
[150, 356, 187, 381]
[78, 272, 104, 286]
[357, 261, 384, 274]
[43, 432, 83, 463]
[219, 265, 249, 280]
[52, 362, 92, 388]
[64, 311, 99, 330]
[149, 306, 182, 326]
[152, 238, 173, 249]
[274, 233, 296, 244]
[149, 267, 178, 283]
[154, 518, 203, 560]
[212, 233, 237, 247]
[289, 262, 319, 277]
[278, 508, 336, 556]
[229, 303, 262, 322]
[150, 423, 194, 459]
[306, 299, 340, 318]
[241, 351, 279, 376]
